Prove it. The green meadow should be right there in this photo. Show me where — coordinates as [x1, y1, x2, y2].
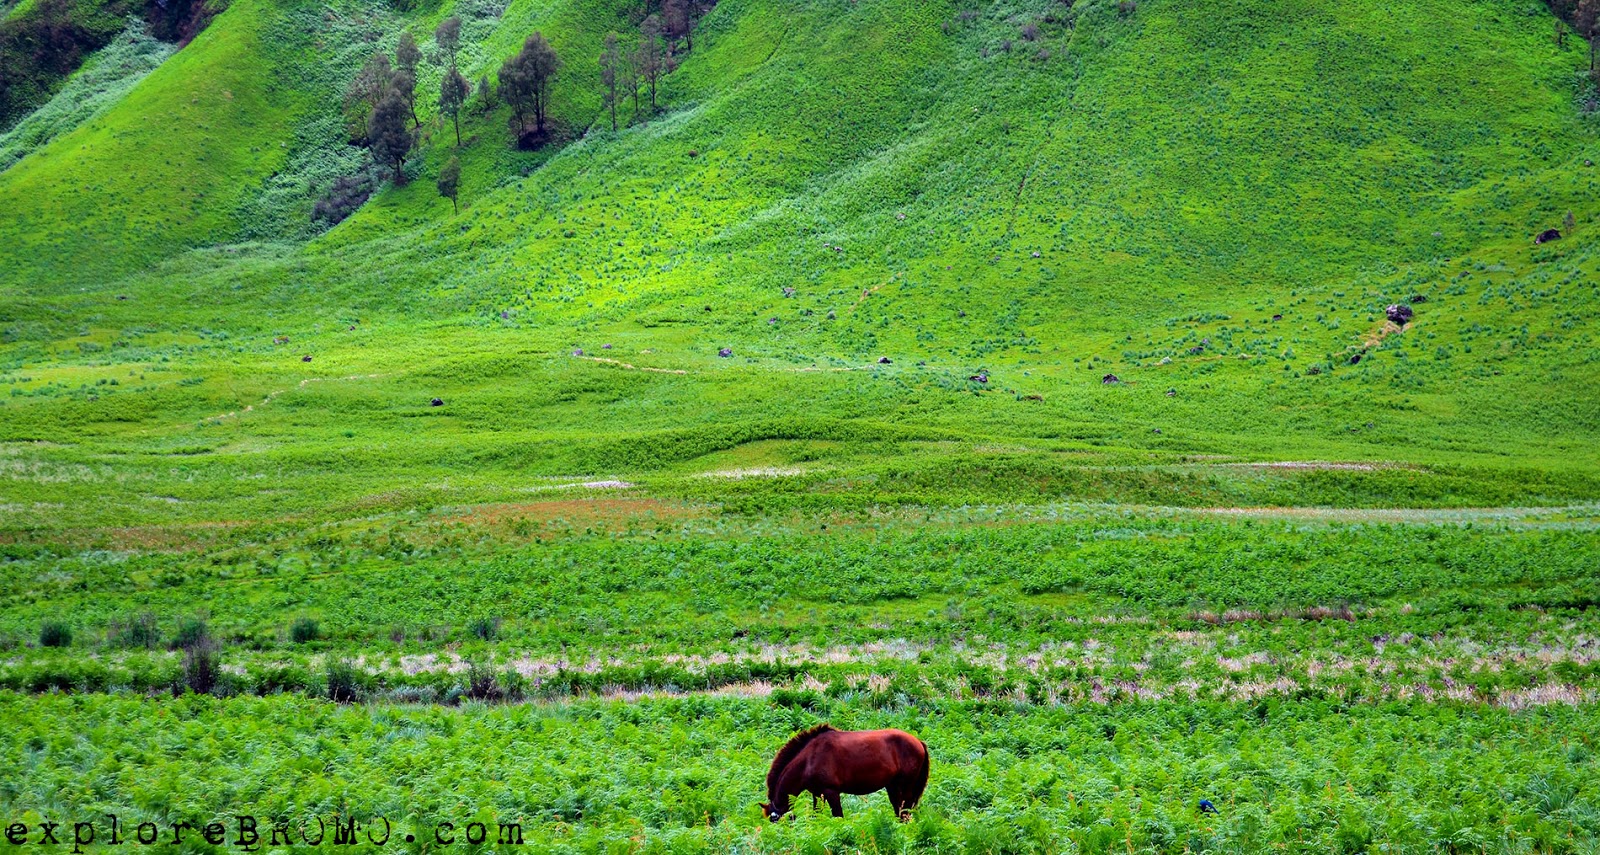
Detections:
[2, 0, 1600, 850]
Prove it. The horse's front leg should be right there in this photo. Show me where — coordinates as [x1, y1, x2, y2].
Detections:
[823, 790, 844, 818]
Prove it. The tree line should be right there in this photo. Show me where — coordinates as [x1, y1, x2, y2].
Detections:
[335, 0, 708, 217]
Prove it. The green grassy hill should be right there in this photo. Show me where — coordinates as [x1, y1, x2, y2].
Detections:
[3, 0, 1598, 528]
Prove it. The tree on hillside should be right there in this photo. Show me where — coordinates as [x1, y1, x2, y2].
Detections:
[499, 32, 562, 139]
[440, 66, 470, 146]
[391, 66, 419, 129]
[478, 75, 496, 111]
[437, 156, 461, 213]
[634, 15, 667, 111]
[397, 31, 422, 73]
[395, 32, 423, 127]
[369, 90, 413, 182]
[343, 52, 392, 142]
[600, 31, 623, 131]
[435, 16, 462, 69]
[624, 44, 642, 118]
[663, 0, 693, 52]
[1579, 0, 1600, 77]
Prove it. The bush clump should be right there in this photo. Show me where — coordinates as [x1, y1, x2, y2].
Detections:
[468, 616, 500, 641]
[290, 617, 320, 644]
[326, 658, 360, 703]
[109, 611, 161, 649]
[38, 621, 72, 648]
[170, 617, 209, 651]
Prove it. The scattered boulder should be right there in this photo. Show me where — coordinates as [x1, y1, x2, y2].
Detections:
[1587, 159, 1594, 167]
[1188, 346, 1204, 355]
[782, 287, 796, 298]
[878, 356, 892, 364]
[1385, 304, 1413, 325]
[1165, 388, 1176, 397]
[602, 343, 613, 349]
[1535, 228, 1562, 245]
[767, 317, 779, 325]
[718, 347, 733, 358]
[1408, 294, 1427, 304]
[704, 305, 713, 312]
[1271, 313, 1282, 321]
[1101, 373, 1121, 384]
[500, 311, 509, 319]
[430, 398, 444, 407]
[301, 355, 313, 363]
[1305, 365, 1322, 376]
[957, 310, 967, 318]
[1159, 356, 1172, 365]
[572, 349, 584, 356]
[273, 336, 289, 345]
[116, 294, 128, 301]
[969, 372, 988, 383]
[1349, 353, 1362, 365]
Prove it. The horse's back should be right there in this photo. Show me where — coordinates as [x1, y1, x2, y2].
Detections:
[812, 729, 927, 786]
[878, 729, 928, 774]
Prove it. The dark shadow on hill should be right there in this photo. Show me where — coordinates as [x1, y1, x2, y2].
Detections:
[0, 0, 221, 128]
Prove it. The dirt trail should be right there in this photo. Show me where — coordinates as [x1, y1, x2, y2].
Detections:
[201, 373, 387, 424]
[576, 356, 687, 375]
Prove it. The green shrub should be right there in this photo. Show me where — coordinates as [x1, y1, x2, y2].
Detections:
[181, 638, 219, 695]
[468, 616, 500, 641]
[38, 621, 71, 648]
[109, 611, 161, 649]
[326, 658, 360, 703]
[170, 617, 209, 651]
[290, 617, 320, 644]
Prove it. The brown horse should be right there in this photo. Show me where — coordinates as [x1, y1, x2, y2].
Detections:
[760, 724, 929, 822]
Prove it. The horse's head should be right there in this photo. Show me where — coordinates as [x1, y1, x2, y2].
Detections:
[759, 801, 788, 822]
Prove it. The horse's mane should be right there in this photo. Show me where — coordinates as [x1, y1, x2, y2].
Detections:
[766, 723, 836, 795]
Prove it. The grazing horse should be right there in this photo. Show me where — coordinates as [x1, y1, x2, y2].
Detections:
[760, 724, 929, 822]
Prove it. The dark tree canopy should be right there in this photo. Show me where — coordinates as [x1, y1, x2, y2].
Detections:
[499, 31, 562, 139]
[435, 16, 462, 69]
[440, 66, 470, 146]
[1579, 0, 1600, 74]
[437, 156, 461, 214]
[369, 91, 413, 182]
[391, 66, 419, 128]
[343, 52, 392, 142]
[663, 0, 691, 51]
[396, 31, 422, 73]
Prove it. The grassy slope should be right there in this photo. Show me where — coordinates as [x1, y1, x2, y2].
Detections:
[0, 0, 300, 287]
[0, 0, 1598, 530]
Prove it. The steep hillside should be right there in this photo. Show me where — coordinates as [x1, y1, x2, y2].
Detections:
[1, 0, 1598, 528]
